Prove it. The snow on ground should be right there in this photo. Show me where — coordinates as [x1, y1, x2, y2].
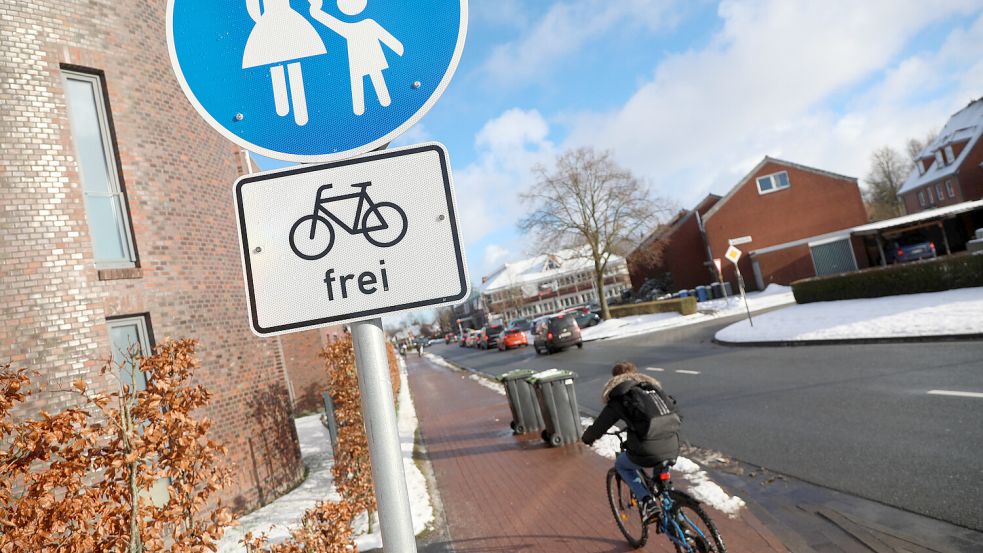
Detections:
[217, 358, 432, 552]
[580, 417, 745, 518]
[716, 286, 983, 343]
[469, 373, 506, 395]
[580, 285, 795, 342]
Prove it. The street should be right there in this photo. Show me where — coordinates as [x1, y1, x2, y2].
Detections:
[429, 315, 983, 532]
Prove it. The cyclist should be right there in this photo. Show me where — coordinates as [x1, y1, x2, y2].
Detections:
[582, 361, 681, 523]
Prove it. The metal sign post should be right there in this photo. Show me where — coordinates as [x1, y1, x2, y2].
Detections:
[725, 245, 753, 327]
[351, 318, 415, 552]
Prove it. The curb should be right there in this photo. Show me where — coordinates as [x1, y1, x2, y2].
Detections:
[713, 333, 983, 347]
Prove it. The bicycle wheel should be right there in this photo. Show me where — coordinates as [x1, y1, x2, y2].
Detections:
[289, 214, 335, 260]
[363, 202, 408, 247]
[667, 491, 726, 553]
[606, 468, 648, 548]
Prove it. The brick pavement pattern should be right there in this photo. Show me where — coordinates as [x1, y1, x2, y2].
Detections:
[408, 355, 789, 552]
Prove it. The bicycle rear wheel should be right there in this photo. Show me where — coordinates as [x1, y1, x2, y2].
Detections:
[667, 491, 726, 553]
[606, 468, 648, 548]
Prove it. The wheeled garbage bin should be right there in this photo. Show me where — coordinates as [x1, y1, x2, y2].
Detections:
[530, 369, 583, 447]
[499, 369, 544, 434]
[695, 286, 709, 302]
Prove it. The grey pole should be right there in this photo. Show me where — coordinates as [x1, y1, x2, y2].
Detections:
[351, 317, 417, 552]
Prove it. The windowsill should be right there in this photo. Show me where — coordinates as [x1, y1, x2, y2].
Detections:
[98, 267, 143, 281]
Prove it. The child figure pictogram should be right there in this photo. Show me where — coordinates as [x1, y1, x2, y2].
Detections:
[309, 0, 405, 116]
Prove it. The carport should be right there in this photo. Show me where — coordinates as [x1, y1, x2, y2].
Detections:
[852, 199, 983, 266]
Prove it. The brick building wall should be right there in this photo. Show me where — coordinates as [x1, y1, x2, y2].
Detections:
[704, 160, 867, 289]
[629, 196, 720, 292]
[0, 0, 329, 514]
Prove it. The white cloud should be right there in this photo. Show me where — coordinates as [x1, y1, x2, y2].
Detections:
[482, 244, 512, 269]
[563, 0, 983, 205]
[483, 0, 680, 86]
[390, 122, 432, 148]
[454, 108, 556, 246]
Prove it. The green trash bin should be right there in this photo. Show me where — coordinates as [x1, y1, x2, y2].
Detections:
[529, 369, 583, 447]
[499, 369, 544, 434]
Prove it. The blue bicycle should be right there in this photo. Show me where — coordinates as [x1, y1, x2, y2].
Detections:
[605, 431, 726, 552]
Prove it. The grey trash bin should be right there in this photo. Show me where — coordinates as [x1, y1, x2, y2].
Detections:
[530, 369, 583, 447]
[499, 369, 545, 434]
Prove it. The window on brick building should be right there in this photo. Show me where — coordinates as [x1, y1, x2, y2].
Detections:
[756, 171, 790, 195]
[918, 191, 926, 207]
[927, 186, 934, 204]
[63, 70, 136, 268]
[935, 183, 944, 201]
[934, 150, 945, 167]
[944, 144, 955, 164]
[946, 180, 955, 198]
[108, 315, 153, 392]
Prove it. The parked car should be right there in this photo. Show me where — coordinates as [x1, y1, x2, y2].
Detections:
[497, 327, 529, 350]
[533, 313, 583, 355]
[507, 317, 532, 333]
[563, 306, 600, 328]
[479, 323, 505, 350]
[889, 235, 937, 263]
[464, 330, 480, 348]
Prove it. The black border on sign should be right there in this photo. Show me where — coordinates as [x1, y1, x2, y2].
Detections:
[235, 144, 468, 335]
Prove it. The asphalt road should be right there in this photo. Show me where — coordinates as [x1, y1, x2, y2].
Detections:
[428, 316, 983, 531]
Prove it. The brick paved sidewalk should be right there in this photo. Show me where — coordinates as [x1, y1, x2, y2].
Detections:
[407, 355, 789, 552]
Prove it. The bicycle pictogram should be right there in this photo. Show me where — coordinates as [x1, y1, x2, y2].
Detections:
[289, 181, 408, 261]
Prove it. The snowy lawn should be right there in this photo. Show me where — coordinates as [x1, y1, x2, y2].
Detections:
[580, 417, 745, 518]
[716, 286, 983, 343]
[217, 359, 432, 552]
[581, 284, 795, 342]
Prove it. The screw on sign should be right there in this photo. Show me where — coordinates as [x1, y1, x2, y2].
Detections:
[167, 2, 468, 550]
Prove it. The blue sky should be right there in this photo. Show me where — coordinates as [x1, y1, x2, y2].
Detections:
[255, 0, 983, 295]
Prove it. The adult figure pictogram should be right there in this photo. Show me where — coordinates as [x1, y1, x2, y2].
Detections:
[243, 0, 327, 126]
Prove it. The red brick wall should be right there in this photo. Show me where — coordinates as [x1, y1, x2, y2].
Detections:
[0, 0, 320, 514]
[280, 327, 350, 415]
[705, 161, 867, 290]
[960, 138, 983, 202]
[753, 246, 815, 287]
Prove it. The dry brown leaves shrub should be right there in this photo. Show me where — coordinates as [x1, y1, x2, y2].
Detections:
[245, 336, 402, 553]
[0, 339, 234, 553]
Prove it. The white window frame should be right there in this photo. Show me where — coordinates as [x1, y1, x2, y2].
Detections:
[107, 315, 152, 392]
[946, 180, 955, 198]
[918, 191, 926, 207]
[935, 183, 944, 201]
[944, 144, 955, 164]
[927, 186, 934, 203]
[935, 150, 945, 167]
[756, 171, 791, 195]
[63, 70, 136, 269]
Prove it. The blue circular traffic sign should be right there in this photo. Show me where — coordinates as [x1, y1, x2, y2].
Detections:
[167, 0, 467, 162]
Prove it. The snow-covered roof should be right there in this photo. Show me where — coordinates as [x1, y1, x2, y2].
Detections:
[898, 98, 983, 195]
[851, 198, 983, 234]
[481, 249, 625, 293]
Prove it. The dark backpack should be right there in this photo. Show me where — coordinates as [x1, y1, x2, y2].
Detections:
[621, 383, 678, 436]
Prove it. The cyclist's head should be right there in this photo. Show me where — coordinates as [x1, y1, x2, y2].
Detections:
[611, 361, 638, 376]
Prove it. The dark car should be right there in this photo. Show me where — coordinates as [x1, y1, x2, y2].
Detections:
[889, 235, 937, 264]
[507, 318, 532, 333]
[479, 324, 505, 350]
[564, 306, 600, 328]
[533, 313, 583, 355]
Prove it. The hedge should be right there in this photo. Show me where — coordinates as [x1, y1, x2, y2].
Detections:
[609, 296, 697, 317]
[792, 253, 983, 304]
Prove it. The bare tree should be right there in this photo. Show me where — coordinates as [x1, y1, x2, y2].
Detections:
[863, 146, 910, 221]
[518, 147, 670, 320]
[863, 130, 938, 221]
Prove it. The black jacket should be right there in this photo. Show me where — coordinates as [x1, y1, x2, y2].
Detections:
[581, 372, 681, 466]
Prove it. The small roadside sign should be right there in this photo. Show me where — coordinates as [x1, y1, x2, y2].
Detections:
[167, 0, 468, 162]
[713, 258, 722, 275]
[234, 143, 469, 336]
[729, 235, 752, 246]
[725, 245, 742, 264]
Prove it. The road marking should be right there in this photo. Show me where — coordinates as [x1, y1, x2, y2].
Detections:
[645, 367, 664, 372]
[676, 370, 701, 375]
[927, 390, 983, 399]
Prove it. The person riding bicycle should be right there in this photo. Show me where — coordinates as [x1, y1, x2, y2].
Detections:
[582, 361, 681, 522]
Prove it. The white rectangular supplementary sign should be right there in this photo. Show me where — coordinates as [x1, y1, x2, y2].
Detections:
[234, 143, 470, 336]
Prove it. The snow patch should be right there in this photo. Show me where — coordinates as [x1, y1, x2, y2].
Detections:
[716, 286, 983, 342]
[217, 357, 432, 552]
[580, 417, 745, 518]
[469, 373, 506, 395]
